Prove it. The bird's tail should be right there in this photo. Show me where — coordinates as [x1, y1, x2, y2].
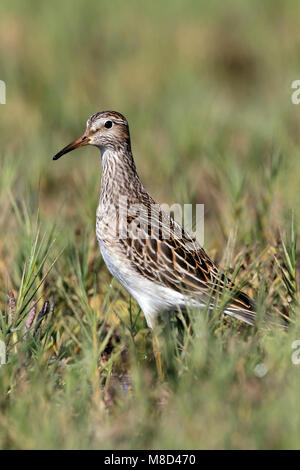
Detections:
[224, 290, 256, 325]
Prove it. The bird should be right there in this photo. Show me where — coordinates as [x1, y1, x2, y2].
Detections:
[53, 111, 255, 331]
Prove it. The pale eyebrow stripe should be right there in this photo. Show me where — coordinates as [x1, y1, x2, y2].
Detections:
[113, 118, 127, 125]
[90, 117, 127, 129]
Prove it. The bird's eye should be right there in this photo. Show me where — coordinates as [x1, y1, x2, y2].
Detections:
[104, 120, 113, 129]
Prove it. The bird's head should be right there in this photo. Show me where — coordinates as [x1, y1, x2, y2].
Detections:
[53, 111, 131, 160]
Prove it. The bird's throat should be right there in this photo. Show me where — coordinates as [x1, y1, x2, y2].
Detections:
[99, 147, 143, 208]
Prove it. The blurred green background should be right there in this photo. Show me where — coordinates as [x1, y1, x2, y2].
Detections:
[1, 0, 300, 450]
[1, 0, 300, 239]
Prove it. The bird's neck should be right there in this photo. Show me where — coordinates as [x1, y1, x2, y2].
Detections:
[99, 147, 144, 207]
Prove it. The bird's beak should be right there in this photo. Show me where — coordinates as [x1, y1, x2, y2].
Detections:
[53, 133, 90, 160]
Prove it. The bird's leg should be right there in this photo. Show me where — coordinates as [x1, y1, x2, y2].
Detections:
[152, 331, 164, 381]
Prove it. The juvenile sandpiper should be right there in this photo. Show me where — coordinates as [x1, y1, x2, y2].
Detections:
[53, 111, 255, 329]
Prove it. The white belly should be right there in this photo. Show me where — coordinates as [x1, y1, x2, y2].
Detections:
[98, 239, 195, 328]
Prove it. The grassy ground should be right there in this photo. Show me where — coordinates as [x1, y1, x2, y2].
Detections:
[1, 0, 300, 449]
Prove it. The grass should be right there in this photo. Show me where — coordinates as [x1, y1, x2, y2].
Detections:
[1, 0, 300, 449]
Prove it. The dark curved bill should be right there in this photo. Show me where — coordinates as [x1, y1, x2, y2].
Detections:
[53, 134, 90, 160]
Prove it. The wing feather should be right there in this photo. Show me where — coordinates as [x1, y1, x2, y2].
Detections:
[119, 202, 255, 322]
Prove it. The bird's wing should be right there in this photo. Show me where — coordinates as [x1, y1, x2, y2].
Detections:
[119, 205, 255, 323]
